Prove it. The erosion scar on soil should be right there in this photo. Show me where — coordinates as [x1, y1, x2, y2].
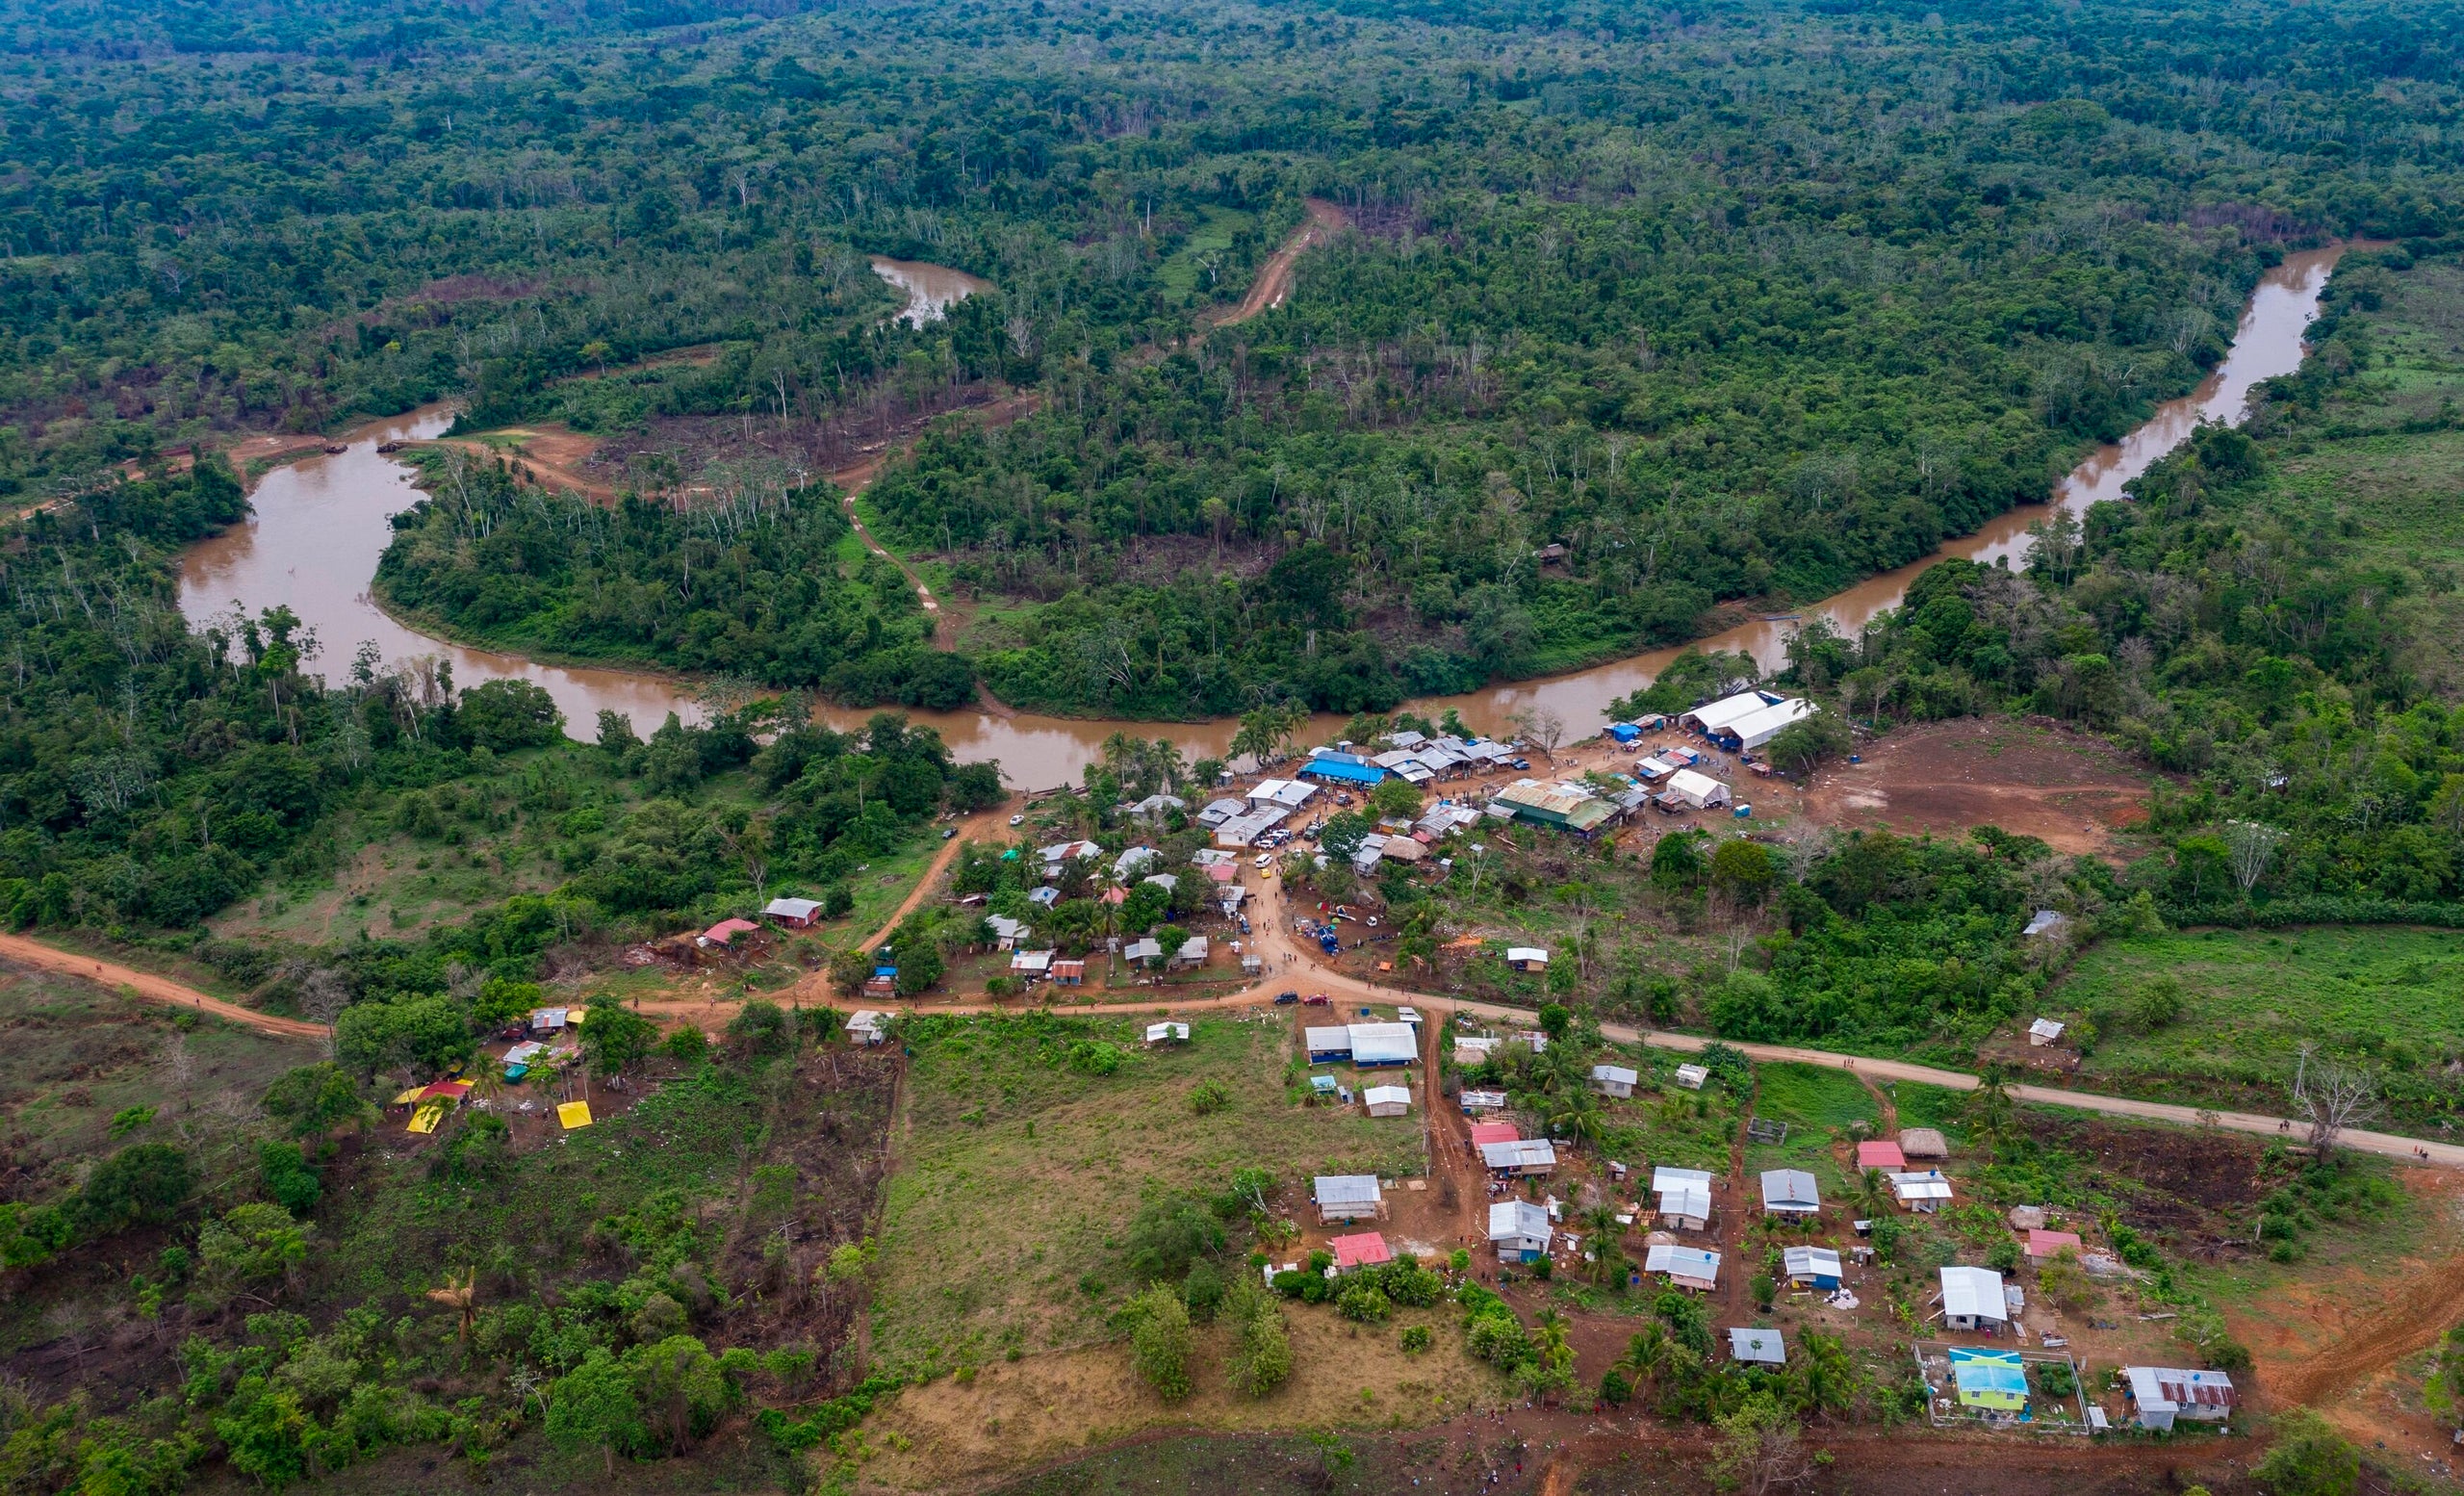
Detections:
[2272, 1247, 2464, 1407]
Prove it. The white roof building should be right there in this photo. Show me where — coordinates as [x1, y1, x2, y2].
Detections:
[1645, 1243, 1721, 1289]
[1891, 1171, 1954, 1210]
[1126, 793, 1186, 819]
[1123, 937, 1167, 962]
[986, 914, 1031, 947]
[1363, 1084, 1411, 1117]
[1305, 1025, 1353, 1057]
[1655, 1166, 1716, 1226]
[1681, 689, 1778, 735]
[1174, 936, 1209, 965]
[1348, 1021, 1418, 1065]
[1142, 872, 1179, 893]
[1674, 1063, 1709, 1090]
[1664, 768, 1732, 810]
[1939, 1265, 2009, 1327]
[1212, 807, 1290, 846]
[1010, 949, 1054, 974]
[1726, 697, 1814, 751]
[2029, 1018, 2067, 1045]
[761, 896, 824, 921]
[1783, 1245, 1843, 1284]
[1488, 1200, 1553, 1256]
[1247, 779, 1320, 812]
[1453, 1035, 1500, 1065]
[1591, 1064, 1639, 1096]
[846, 1010, 889, 1045]
[1759, 1169, 1820, 1215]
[1504, 946, 1549, 967]
[2123, 1367, 2237, 1430]
[1479, 1139, 1558, 1173]
[1144, 1021, 1191, 1044]
[1196, 797, 1248, 828]
[1459, 1089, 1507, 1112]
[1115, 846, 1161, 879]
[1038, 838, 1102, 865]
[2023, 909, 2068, 938]
[1314, 1174, 1384, 1223]
[1729, 1328, 1786, 1365]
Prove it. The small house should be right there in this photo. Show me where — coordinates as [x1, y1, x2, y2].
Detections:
[1504, 946, 1549, 971]
[697, 917, 761, 950]
[2122, 1367, 2236, 1431]
[1654, 1166, 1715, 1231]
[1897, 1127, 1949, 1160]
[1115, 846, 1162, 880]
[1759, 1169, 1821, 1217]
[1144, 1021, 1190, 1045]
[1142, 872, 1179, 894]
[1051, 959, 1086, 986]
[1479, 1139, 1558, 1175]
[1010, 949, 1054, 977]
[760, 896, 824, 928]
[1459, 1089, 1507, 1113]
[1950, 1348, 2029, 1412]
[1363, 1083, 1411, 1118]
[1172, 935, 1209, 967]
[1645, 1243, 1721, 1292]
[1348, 1021, 1418, 1067]
[1489, 1200, 1553, 1263]
[1314, 1174, 1385, 1225]
[1591, 1064, 1639, 1098]
[1245, 778, 1319, 813]
[1305, 1026, 1353, 1063]
[2028, 1018, 2066, 1047]
[861, 970, 895, 998]
[986, 915, 1031, 950]
[1938, 1265, 2009, 1331]
[1467, 1121, 1519, 1150]
[1038, 838, 1103, 870]
[1126, 793, 1186, 821]
[2024, 1228, 2084, 1259]
[1124, 937, 1166, 964]
[1782, 1245, 1842, 1290]
[1855, 1140, 1907, 1172]
[1026, 886, 1061, 909]
[528, 1007, 569, 1036]
[1891, 1171, 1954, 1213]
[1196, 797, 1248, 829]
[846, 1011, 889, 1046]
[1674, 1063, 1710, 1091]
[1330, 1231, 1394, 1273]
[1729, 1328, 1786, 1366]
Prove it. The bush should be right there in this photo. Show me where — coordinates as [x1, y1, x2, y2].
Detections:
[1229, 1295, 1293, 1398]
[2251, 1408, 2359, 1496]
[662, 1026, 709, 1064]
[1599, 1368, 1632, 1405]
[1985, 1239, 2023, 1274]
[1182, 1259, 1225, 1324]
[1335, 1284, 1392, 1323]
[1126, 1286, 1194, 1402]
[1189, 1079, 1231, 1115]
[78, 1144, 193, 1238]
[1400, 1325, 1432, 1354]
[258, 1142, 321, 1217]
[726, 999, 791, 1056]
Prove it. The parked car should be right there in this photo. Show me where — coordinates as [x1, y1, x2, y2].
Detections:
[1008, 813, 1025, 826]
[1254, 852, 1274, 868]
[1274, 991, 1300, 1005]
[1303, 993, 1331, 1006]
[940, 827, 956, 838]
[1509, 758, 1530, 771]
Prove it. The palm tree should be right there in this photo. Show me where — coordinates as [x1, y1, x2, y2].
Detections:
[1613, 1323, 1680, 1404]
[1580, 1203, 1628, 1285]
[1854, 1166, 1892, 1223]
[1549, 1087, 1607, 1152]
[1969, 1062, 2017, 1163]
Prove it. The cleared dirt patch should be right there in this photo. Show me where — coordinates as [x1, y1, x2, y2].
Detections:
[2032, 1113, 2266, 1254]
[1800, 718, 2155, 857]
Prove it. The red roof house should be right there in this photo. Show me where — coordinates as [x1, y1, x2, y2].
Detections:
[2025, 1228, 2084, 1258]
[1468, 1122, 1520, 1148]
[1330, 1231, 1394, 1272]
[1855, 1140, 1907, 1171]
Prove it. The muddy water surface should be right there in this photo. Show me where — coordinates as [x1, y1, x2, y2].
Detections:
[178, 247, 2348, 790]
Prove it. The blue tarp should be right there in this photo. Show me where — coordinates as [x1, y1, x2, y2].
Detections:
[1607, 723, 1641, 743]
[1300, 756, 1386, 785]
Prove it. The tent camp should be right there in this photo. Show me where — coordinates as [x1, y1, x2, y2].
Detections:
[1681, 690, 1779, 735]
[1664, 768, 1732, 810]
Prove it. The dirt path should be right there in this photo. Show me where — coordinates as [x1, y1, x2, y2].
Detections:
[0, 934, 326, 1041]
[1424, 1015, 1489, 1253]
[2271, 1247, 2464, 1406]
[830, 390, 1044, 642]
[1715, 1079, 1755, 1321]
[1214, 198, 1349, 325]
[856, 807, 1013, 954]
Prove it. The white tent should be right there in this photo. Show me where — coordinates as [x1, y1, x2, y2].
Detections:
[1665, 768, 1732, 810]
[1681, 690, 1776, 735]
[1728, 697, 1813, 751]
[1348, 1021, 1418, 1066]
[1144, 1021, 1190, 1045]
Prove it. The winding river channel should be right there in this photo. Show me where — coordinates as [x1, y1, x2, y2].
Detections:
[176, 245, 2348, 789]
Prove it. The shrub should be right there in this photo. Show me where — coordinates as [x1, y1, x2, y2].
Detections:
[2251, 1408, 2359, 1496]
[662, 1026, 709, 1064]
[1126, 1286, 1194, 1402]
[1336, 1284, 1392, 1323]
[726, 999, 790, 1056]
[1230, 1297, 1293, 1397]
[1599, 1368, 1632, 1405]
[258, 1142, 321, 1217]
[1985, 1239, 2023, 1274]
[1189, 1079, 1232, 1115]
[1182, 1260, 1225, 1324]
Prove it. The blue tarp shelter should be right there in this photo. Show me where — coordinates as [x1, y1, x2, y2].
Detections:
[1299, 753, 1387, 786]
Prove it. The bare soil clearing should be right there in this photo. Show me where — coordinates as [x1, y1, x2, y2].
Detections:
[1207, 197, 1351, 326]
[414, 424, 611, 499]
[1799, 718, 2155, 856]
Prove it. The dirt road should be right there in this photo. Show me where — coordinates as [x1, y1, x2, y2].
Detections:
[0, 934, 326, 1041]
[856, 807, 1012, 953]
[1216, 198, 1349, 324]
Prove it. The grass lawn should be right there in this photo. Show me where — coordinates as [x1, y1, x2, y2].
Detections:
[868, 1009, 1427, 1380]
[2052, 926, 2464, 1124]
[1745, 1062, 1878, 1193]
[1595, 1050, 1743, 1174]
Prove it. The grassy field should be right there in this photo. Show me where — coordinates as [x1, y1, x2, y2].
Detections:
[868, 1010, 1428, 1380]
[1745, 1062, 1879, 1190]
[1153, 206, 1255, 298]
[1593, 1047, 1744, 1174]
[2052, 926, 2464, 1122]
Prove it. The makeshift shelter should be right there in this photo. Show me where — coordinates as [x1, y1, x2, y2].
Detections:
[1453, 1035, 1501, 1066]
[556, 1100, 595, 1130]
[1305, 1025, 1353, 1062]
[846, 1010, 889, 1045]
[1591, 1064, 1639, 1097]
[1729, 1328, 1786, 1366]
[1314, 1174, 1385, 1224]
[1938, 1266, 2009, 1330]
[1010, 949, 1054, 976]
[1950, 1348, 2028, 1411]
[1488, 1200, 1553, 1263]
[2023, 909, 2068, 939]
[1459, 1089, 1507, 1113]
[1348, 1021, 1418, 1067]
[1330, 1232, 1394, 1273]
[528, 1007, 569, 1035]
[2123, 1367, 2236, 1430]
[1783, 1245, 1843, 1290]
[1855, 1140, 1907, 1171]
[1898, 1127, 1950, 1159]
[760, 896, 824, 928]
[1892, 1171, 1954, 1213]
[1051, 960, 1087, 986]
[1759, 1169, 1821, 1216]
[1654, 1166, 1715, 1230]
[2028, 1018, 2066, 1046]
[1144, 1021, 1191, 1045]
[1645, 1243, 1721, 1292]
[1363, 1084, 1411, 1118]
[1505, 946, 1549, 971]
[1026, 886, 1061, 908]
[1479, 1139, 1558, 1175]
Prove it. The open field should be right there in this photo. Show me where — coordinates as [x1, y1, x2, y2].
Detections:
[1797, 718, 2156, 858]
[2052, 926, 2464, 1127]
[868, 1010, 1428, 1380]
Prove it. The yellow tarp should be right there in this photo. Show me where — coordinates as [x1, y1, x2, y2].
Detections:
[391, 1086, 427, 1106]
[565, 1009, 588, 1025]
[557, 1101, 594, 1129]
[406, 1099, 449, 1134]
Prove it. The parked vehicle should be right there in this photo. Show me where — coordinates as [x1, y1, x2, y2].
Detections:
[1009, 813, 1025, 826]
[1274, 992, 1300, 1005]
[1303, 993, 1331, 1006]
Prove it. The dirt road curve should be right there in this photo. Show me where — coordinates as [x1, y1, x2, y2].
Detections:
[0, 934, 326, 1041]
[857, 808, 1010, 953]
[1219, 198, 1348, 324]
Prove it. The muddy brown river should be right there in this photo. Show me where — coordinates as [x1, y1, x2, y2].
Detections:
[177, 246, 2348, 790]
